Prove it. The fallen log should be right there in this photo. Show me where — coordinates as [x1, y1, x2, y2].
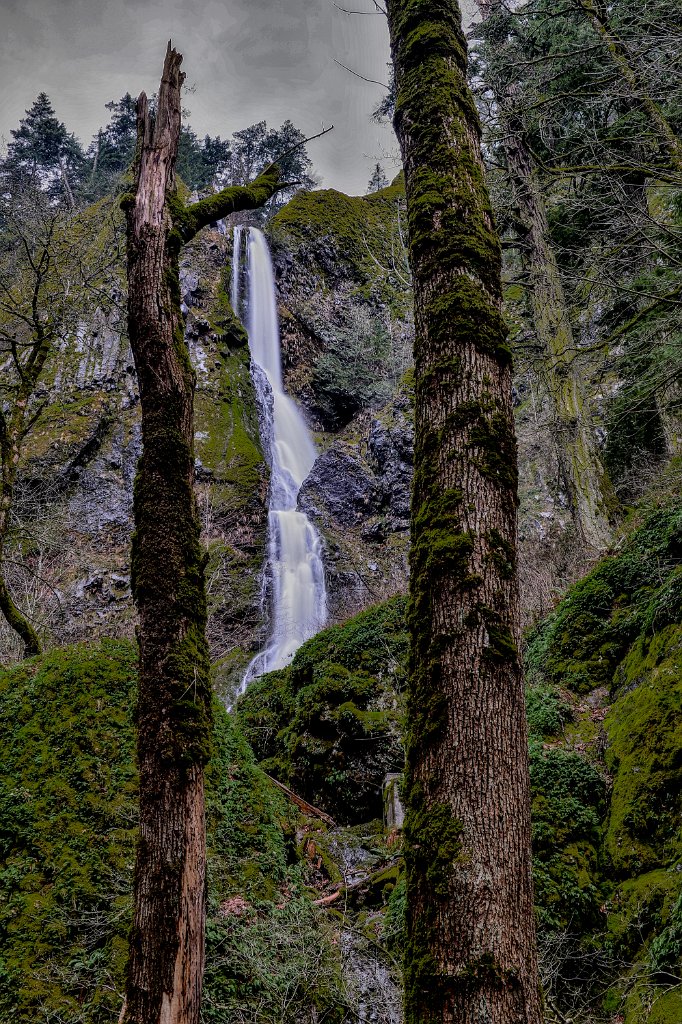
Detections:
[264, 773, 337, 827]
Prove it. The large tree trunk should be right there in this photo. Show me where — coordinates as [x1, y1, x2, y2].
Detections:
[124, 47, 210, 1024]
[123, 45, 288, 1024]
[477, 0, 612, 553]
[502, 110, 612, 552]
[384, 3, 542, 1023]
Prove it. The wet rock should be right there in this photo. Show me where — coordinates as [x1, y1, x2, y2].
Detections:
[299, 448, 379, 529]
[367, 411, 413, 530]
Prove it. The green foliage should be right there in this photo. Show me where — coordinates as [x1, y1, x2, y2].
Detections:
[525, 502, 682, 693]
[1, 92, 87, 200]
[367, 162, 389, 194]
[649, 891, 682, 974]
[235, 598, 407, 823]
[526, 683, 573, 739]
[176, 127, 231, 192]
[0, 642, 344, 1023]
[603, 625, 682, 877]
[382, 876, 407, 955]
[530, 747, 606, 930]
[0, 641, 137, 1021]
[271, 177, 411, 312]
[226, 119, 317, 218]
[311, 309, 395, 426]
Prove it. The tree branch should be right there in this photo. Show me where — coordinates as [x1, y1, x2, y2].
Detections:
[334, 59, 389, 90]
[330, 0, 386, 14]
[179, 165, 293, 241]
[273, 123, 335, 165]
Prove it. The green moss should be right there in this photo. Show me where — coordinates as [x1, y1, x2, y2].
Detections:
[529, 746, 606, 930]
[0, 642, 344, 1024]
[235, 598, 407, 823]
[271, 178, 411, 313]
[402, 795, 465, 1020]
[526, 683, 573, 739]
[603, 625, 682, 877]
[525, 502, 682, 693]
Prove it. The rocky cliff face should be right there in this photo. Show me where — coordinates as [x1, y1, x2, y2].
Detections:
[0, 224, 268, 690]
[268, 178, 591, 629]
[2, 176, 612, 668]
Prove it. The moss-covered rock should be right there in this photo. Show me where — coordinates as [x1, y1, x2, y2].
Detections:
[526, 503, 682, 693]
[524, 498, 682, 1020]
[235, 598, 407, 824]
[604, 625, 682, 877]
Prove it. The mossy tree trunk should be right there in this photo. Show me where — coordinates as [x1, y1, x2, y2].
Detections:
[478, 0, 612, 553]
[123, 44, 288, 1024]
[384, 2, 542, 1023]
[502, 101, 612, 552]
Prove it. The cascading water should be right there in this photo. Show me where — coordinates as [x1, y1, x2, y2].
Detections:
[238, 227, 327, 693]
[231, 224, 243, 318]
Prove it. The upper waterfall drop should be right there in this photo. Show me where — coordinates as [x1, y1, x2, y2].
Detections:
[239, 226, 327, 690]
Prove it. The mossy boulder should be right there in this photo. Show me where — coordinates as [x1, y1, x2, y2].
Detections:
[235, 598, 407, 824]
[526, 503, 682, 693]
[604, 625, 682, 877]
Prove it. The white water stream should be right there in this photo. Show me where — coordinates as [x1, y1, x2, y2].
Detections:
[238, 227, 327, 692]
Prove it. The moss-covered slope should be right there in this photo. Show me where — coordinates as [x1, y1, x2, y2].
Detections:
[236, 597, 407, 824]
[0, 642, 343, 1023]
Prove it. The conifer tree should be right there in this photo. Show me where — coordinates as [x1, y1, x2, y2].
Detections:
[367, 162, 389, 193]
[89, 94, 138, 185]
[3, 93, 86, 202]
[384, 1, 542, 1021]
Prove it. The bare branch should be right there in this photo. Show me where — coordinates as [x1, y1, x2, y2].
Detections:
[333, 59, 389, 90]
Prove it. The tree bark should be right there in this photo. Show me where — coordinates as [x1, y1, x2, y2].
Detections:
[384, 2, 542, 1022]
[123, 44, 288, 1024]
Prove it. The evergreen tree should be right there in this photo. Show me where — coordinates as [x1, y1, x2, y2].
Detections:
[90, 93, 138, 184]
[473, 0, 682, 501]
[2, 93, 86, 201]
[176, 128, 231, 192]
[367, 162, 389, 193]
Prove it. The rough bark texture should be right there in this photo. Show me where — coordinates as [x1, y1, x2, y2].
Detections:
[384, 2, 542, 1022]
[123, 45, 286, 1024]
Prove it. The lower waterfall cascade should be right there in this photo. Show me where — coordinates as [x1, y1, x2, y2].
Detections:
[237, 226, 327, 693]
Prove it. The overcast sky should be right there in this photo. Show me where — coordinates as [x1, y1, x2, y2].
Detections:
[0, 0, 475, 196]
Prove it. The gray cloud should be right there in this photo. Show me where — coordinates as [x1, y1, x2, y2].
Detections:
[0, 0, 400, 194]
[0, 0, 476, 194]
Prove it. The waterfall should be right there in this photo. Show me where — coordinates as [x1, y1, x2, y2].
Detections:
[231, 224, 243, 318]
[238, 227, 327, 693]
